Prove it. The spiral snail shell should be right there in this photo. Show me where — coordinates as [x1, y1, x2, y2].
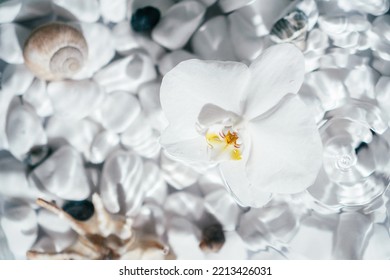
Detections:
[23, 22, 88, 81]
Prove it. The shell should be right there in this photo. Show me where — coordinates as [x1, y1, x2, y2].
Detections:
[270, 10, 308, 43]
[23, 22, 88, 81]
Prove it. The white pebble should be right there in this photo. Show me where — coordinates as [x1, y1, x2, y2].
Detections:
[23, 78, 53, 117]
[47, 79, 105, 120]
[6, 98, 47, 160]
[52, 0, 100, 22]
[29, 145, 91, 201]
[1, 64, 34, 94]
[100, 0, 127, 23]
[158, 50, 197, 76]
[94, 52, 157, 94]
[0, 23, 30, 64]
[0, 0, 51, 24]
[218, 0, 253, 13]
[152, 1, 206, 50]
[90, 130, 120, 164]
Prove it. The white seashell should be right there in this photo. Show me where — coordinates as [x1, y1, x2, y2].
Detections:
[70, 22, 116, 79]
[218, 0, 253, 13]
[204, 189, 243, 231]
[100, 150, 165, 216]
[1, 64, 34, 94]
[37, 209, 77, 252]
[160, 150, 200, 190]
[6, 97, 47, 161]
[23, 22, 88, 81]
[121, 113, 161, 159]
[191, 16, 237, 61]
[52, 0, 100, 22]
[45, 117, 100, 161]
[112, 21, 166, 62]
[138, 81, 169, 132]
[93, 52, 157, 94]
[47, 79, 105, 120]
[89, 130, 120, 164]
[0, 23, 30, 64]
[0, 0, 52, 24]
[152, 1, 206, 50]
[1, 204, 38, 259]
[29, 145, 91, 201]
[337, 0, 389, 16]
[158, 50, 197, 76]
[93, 91, 141, 133]
[23, 78, 53, 117]
[0, 153, 45, 205]
[100, 0, 127, 23]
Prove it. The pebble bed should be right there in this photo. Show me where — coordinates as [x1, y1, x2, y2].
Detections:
[0, 0, 390, 260]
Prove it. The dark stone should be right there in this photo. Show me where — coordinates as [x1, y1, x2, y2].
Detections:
[131, 6, 161, 32]
[62, 200, 94, 221]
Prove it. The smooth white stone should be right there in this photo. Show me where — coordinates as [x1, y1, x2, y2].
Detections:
[0, 0, 52, 23]
[318, 14, 370, 35]
[165, 192, 205, 222]
[197, 167, 226, 195]
[100, 150, 151, 216]
[338, 0, 389, 16]
[228, 13, 273, 62]
[191, 16, 237, 61]
[363, 224, 390, 259]
[71, 22, 116, 79]
[237, 203, 300, 251]
[52, 0, 100, 22]
[320, 49, 370, 69]
[207, 231, 248, 260]
[100, 0, 127, 23]
[29, 145, 91, 201]
[303, 28, 329, 72]
[131, 0, 175, 15]
[1, 204, 38, 258]
[0, 23, 30, 64]
[333, 212, 372, 259]
[90, 130, 120, 164]
[345, 66, 379, 100]
[0, 154, 45, 204]
[228, 0, 293, 37]
[196, 0, 217, 7]
[121, 113, 161, 159]
[30, 236, 55, 253]
[167, 217, 204, 260]
[94, 91, 140, 133]
[94, 52, 157, 94]
[0, 89, 15, 150]
[45, 117, 100, 161]
[0, 0, 22, 23]
[23, 79, 53, 117]
[160, 150, 200, 190]
[1, 64, 34, 94]
[37, 209, 76, 252]
[297, 0, 319, 31]
[133, 204, 166, 237]
[138, 81, 169, 132]
[370, 15, 390, 61]
[218, 0, 253, 13]
[152, 1, 206, 50]
[6, 98, 47, 160]
[375, 76, 390, 114]
[158, 50, 197, 76]
[204, 189, 242, 231]
[112, 21, 166, 62]
[143, 167, 168, 206]
[47, 79, 105, 120]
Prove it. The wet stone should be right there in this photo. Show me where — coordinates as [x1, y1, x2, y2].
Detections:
[131, 6, 161, 32]
[62, 200, 94, 221]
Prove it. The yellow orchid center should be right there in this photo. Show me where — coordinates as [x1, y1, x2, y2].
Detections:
[206, 129, 242, 161]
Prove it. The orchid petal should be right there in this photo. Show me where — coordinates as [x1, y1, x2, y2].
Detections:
[220, 160, 272, 208]
[244, 44, 305, 119]
[160, 59, 250, 128]
[246, 94, 323, 194]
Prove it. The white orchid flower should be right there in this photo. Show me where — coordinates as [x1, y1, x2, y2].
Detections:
[160, 44, 323, 207]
